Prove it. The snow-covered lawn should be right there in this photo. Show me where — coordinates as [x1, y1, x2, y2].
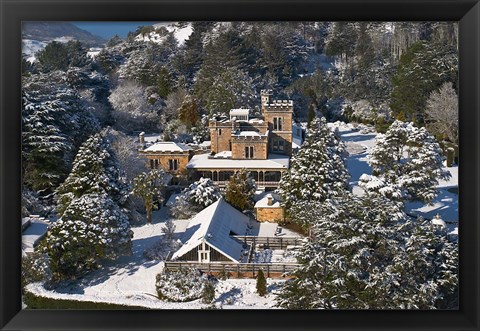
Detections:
[331, 121, 458, 232]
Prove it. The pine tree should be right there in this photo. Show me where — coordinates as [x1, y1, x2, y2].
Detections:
[55, 132, 129, 215]
[275, 193, 458, 309]
[201, 280, 216, 303]
[225, 169, 256, 211]
[277, 117, 349, 216]
[359, 120, 451, 203]
[132, 169, 167, 224]
[44, 192, 132, 279]
[256, 269, 267, 297]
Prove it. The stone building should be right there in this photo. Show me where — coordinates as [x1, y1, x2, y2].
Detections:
[139, 140, 193, 183]
[254, 193, 285, 223]
[187, 90, 302, 190]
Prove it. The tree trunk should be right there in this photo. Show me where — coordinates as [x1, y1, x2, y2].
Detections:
[146, 207, 152, 224]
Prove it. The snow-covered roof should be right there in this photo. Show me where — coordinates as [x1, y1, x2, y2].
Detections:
[172, 199, 251, 262]
[143, 142, 192, 153]
[187, 153, 289, 170]
[254, 193, 282, 209]
[234, 131, 262, 137]
[230, 109, 250, 116]
[431, 214, 446, 228]
[199, 141, 211, 148]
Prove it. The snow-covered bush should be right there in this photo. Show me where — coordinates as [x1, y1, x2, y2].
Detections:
[201, 280, 216, 304]
[45, 193, 133, 279]
[156, 268, 207, 302]
[21, 252, 52, 288]
[169, 178, 221, 218]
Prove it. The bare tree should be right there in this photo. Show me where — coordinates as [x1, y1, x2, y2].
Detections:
[425, 82, 458, 144]
[108, 80, 161, 133]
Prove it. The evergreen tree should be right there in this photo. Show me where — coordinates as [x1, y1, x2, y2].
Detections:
[359, 120, 450, 203]
[201, 280, 216, 303]
[55, 132, 129, 215]
[131, 169, 167, 224]
[275, 193, 458, 309]
[44, 192, 132, 279]
[225, 169, 256, 211]
[256, 269, 267, 297]
[37, 40, 90, 72]
[390, 41, 457, 125]
[277, 117, 349, 216]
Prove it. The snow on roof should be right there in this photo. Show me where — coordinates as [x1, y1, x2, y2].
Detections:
[230, 109, 250, 115]
[234, 131, 262, 137]
[199, 141, 211, 147]
[254, 193, 282, 208]
[431, 214, 446, 227]
[187, 153, 289, 170]
[143, 142, 192, 152]
[171, 199, 251, 262]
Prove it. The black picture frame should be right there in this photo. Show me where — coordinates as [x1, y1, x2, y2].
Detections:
[1, 0, 479, 330]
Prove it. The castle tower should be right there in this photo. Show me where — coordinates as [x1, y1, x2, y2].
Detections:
[263, 97, 294, 157]
[261, 89, 273, 114]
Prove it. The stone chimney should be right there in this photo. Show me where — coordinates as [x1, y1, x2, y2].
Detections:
[139, 132, 145, 145]
[267, 194, 273, 206]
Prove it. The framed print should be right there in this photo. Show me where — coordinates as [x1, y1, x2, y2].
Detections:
[1, 0, 479, 330]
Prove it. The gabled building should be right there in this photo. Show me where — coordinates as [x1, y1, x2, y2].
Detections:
[187, 90, 302, 190]
[171, 198, 253, 263]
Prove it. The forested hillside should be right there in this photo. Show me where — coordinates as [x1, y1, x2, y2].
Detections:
[22, 21, 458, 214]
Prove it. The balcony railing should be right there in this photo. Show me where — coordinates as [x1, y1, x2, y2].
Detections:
[214, 180, 280, 187]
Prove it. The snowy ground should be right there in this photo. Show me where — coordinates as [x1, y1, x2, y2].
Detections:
[27, 206, 296, 309]
[331, 121, 459, 233]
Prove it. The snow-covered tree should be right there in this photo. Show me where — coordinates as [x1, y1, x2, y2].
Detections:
[359, 120, 450, 203]
[425, 82, 458, 144]
[275, 193, 458, 309]
[45, 192, 132, 279]
[108, 80, 162, 133]
[277, 117, 349, 216]
[161, 219, 176, 240]
[168, 177, 221, 218]
[131, 169, 167, 224]
[225, 169, 256, 211]
[256, 269, 267, 296]
[55, 132, 129, 215]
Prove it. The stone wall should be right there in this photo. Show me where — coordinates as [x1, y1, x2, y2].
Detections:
[231, 138, 268, 159]
[256, 207, 285, 223]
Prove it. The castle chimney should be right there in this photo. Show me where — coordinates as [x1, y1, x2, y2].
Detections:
[267, 194, 273, 206]
[139, 132, 145, 145]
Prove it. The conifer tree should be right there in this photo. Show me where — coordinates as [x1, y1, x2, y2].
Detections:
[201, 280, 216, 304]
[275, 193, 458, 309]
[55, 132, 129, 215]
[359, 120, 450, 203]
[277, 117, 349, 215]
[256, 269, 267, 297]
[225, 169, 256, 211]
[45, 192, 132, 279]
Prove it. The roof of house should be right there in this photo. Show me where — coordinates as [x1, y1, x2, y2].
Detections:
[254, 193, 282, 209]
[171, 199, 252, 262]
[230, 108, 250, 115]
[143, 142, 192, 153]
[186, 153, 289, 170]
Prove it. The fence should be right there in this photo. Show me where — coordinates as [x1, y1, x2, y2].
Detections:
[231, 236, 304, 250]
[164, 261, 299, 278]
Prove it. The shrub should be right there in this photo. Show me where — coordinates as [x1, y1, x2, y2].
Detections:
[256, 269, 267, 296]
[201, 280, 216, 304]
[156, 268, 207, 302]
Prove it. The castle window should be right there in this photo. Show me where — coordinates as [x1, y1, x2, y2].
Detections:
[245, 146, 254, 159]
[273, 117, 283, 131]
[219, 128, 222, 135]
[169, 159, 178, 171]
[273, 139, 285, 152]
